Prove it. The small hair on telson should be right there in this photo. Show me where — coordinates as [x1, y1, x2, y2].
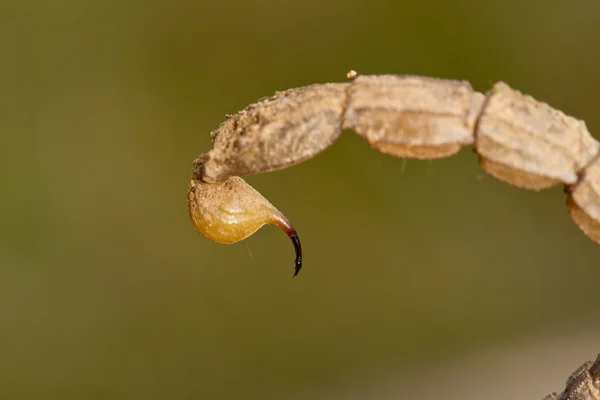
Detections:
[188, 71, 600, 277]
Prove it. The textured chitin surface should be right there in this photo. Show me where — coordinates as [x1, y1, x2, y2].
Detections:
[200, 75, 488, 182]
[191, 72, 600, 253]
[201, 82, 349, 183]
[343, 75, 483, 159]
[544, 354, 600, 400]
[475, 82, 600, 190]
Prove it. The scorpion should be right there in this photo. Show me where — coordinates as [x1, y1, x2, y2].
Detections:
[188, 71, 600, 277]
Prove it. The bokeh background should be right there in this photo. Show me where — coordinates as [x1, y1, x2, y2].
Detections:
[2, 0, 600, 398]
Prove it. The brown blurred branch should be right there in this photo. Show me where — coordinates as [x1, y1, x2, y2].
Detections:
[544, 354, 600, 400]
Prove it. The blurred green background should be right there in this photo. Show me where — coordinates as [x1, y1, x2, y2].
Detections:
[2, 0, 600, 398]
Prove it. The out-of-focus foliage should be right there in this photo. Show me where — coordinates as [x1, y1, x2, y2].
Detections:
[1, 0, 599, 398]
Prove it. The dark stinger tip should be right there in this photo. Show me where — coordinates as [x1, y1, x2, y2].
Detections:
[288, 230, 302, 277]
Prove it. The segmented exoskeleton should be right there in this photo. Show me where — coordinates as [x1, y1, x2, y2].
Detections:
[188, 71, 600, 276]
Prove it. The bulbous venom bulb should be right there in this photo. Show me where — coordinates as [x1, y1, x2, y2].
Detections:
[187, 174, 302, 277]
